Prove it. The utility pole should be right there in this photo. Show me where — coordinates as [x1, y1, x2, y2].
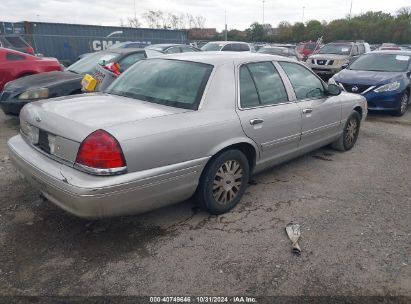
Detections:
[349, 0, 353, 19]
[224, 10, 228, 41]
[262, 0, 265, 25]
[302, 6, 305, 23]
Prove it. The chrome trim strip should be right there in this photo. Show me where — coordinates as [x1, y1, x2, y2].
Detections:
[74, 163, 128, 176]
[361, 86, 376, 95]
[261, 133, 301, 150]
[302, 121, 340, 137]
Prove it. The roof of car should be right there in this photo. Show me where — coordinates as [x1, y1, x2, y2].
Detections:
[260, 46, 288, 50]
[105, 48, 146, 54]
[367, 50, 411, 55]
[149, 51, 295, 66]
[147, 44, 186, 49]
[206, 41, 250, 45]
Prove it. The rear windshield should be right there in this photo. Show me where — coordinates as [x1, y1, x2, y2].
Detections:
[201, 43, 223, 51]
[349, 53, 411, 72]
[4, 36, 29, 47]
[106, 59, 213, 110]
[319, 44, 352, 55]
[67, 52, 117, 74]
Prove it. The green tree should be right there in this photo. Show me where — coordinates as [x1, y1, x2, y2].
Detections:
[291, 22, 305, 42]
[277, 21, 292, 42]
[245, 22, 265, 42]
[305, 20, 324, 41]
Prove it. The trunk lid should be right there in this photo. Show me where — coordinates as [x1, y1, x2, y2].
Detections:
[20, 92, 190, 143]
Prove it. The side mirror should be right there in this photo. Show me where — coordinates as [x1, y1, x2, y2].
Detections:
[341, 63, 348, 69]
[327, 84, 341, 96]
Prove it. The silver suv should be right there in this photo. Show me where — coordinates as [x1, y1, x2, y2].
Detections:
[307, 41, 370, 77]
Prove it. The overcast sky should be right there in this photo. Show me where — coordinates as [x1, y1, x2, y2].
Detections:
[0, 0, 410, 31]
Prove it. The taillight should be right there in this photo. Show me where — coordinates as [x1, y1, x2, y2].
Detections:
[26, 47, 35, 55]
[103, 62, 121, 76]
[75, 129, 126, 175]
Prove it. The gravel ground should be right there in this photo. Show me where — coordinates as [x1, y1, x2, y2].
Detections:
[0, 110, 410, 299]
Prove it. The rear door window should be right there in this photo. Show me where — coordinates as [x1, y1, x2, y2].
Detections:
[239, 66, 260, 108]
[240, 44, 250, 51]
[279, 61, 326, 100]
[231, 44, 242, 52]
[221, 44, 233, 51]
[240, 62, 288, 108]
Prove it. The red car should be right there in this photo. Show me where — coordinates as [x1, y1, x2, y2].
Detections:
[0, 47, 61, 91]
[296, 41, 319, 60]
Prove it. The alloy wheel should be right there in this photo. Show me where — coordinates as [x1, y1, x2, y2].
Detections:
[212, 160, 243, 205]
[345, 118, 359, 147]
[400, 94, 408, 115]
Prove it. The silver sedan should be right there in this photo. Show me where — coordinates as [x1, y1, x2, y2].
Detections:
[8, 52, 367, 218]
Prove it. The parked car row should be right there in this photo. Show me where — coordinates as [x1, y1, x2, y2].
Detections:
[0, 47, 62, 92]
[1, 47, 152, 114]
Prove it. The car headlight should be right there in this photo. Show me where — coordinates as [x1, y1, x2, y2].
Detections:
[374, 81, 401, 93]
[18, 88, 49, 100]
[335, 59, 348, 66]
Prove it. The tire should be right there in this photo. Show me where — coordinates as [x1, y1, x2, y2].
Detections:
[195, 150, 250, 214]
[331, 111, 361, 151]
[393, 91, 409, 117]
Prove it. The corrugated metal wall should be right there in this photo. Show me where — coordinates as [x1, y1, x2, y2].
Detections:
[1, 21, 187, 65]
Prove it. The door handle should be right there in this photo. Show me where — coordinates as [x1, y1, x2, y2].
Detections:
[302, 108, 313, 114]
[250, 118, 264, 125]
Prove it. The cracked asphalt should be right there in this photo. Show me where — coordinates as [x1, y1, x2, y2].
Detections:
[0, 110, 410, 297]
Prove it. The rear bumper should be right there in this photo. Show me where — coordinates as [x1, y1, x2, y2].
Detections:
[8, 134, 208, 218]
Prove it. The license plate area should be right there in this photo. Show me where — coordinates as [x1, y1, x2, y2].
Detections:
[37, 129, 56, 155]
[38, 129, 50, 154]
[27, 125, 39, 145]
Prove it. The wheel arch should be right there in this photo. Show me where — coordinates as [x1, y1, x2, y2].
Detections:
[353, 106, 363, 119]
[207, 138, 259, 174]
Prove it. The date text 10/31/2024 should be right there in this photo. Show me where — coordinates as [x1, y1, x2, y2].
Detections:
[149, 296, 257, 303]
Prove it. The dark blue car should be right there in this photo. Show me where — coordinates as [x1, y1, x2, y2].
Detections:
[330, 51, 411, 116]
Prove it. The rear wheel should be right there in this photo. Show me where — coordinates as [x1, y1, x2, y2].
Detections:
[393, 91, 409, 117]
[331, 111, 361, 151]
[196, 150, 249, 214]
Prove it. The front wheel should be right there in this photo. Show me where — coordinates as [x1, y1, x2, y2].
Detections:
[393, 91, 409, 117]
[196, 150, 250, 215]
[331, 111, 361, 151]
